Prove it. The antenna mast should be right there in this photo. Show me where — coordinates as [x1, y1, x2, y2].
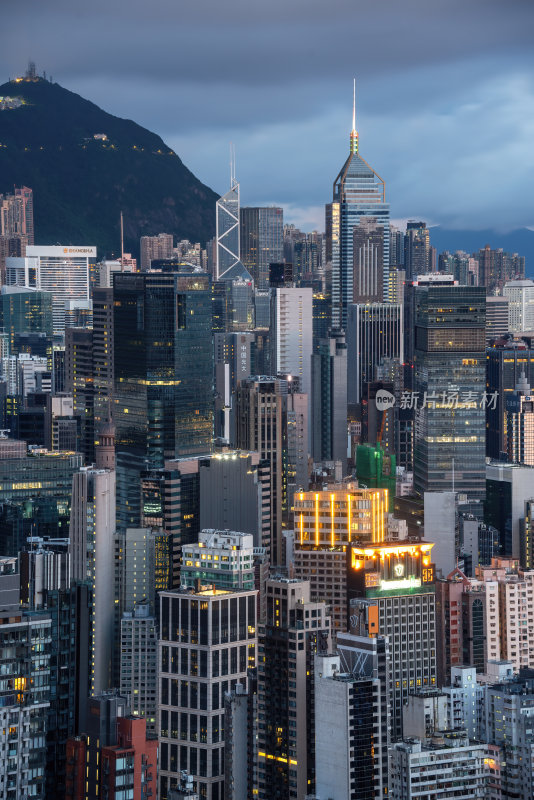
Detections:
[120, 211, 124, 271]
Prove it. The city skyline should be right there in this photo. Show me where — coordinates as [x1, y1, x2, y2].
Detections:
[1, 0, 533, 234]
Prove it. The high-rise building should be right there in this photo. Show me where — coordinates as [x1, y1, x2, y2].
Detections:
[69, 460, 116, 695]
[347, 538, 437, 738]
[486, 295, 509, 342]
[140, 232, 174, 270]
[256, 578, 331, 800]
[240, 207, 283, 289]
[0, 185, 34, 243]
[326, 92, 389, 328]
[293, 484, 388, 632]
[0, 556, 51, 800]
[413, 285, 486, 500]
[270, 286, 313, 400]
[314, 648, 390, 800]
[235, 377, 286, 564]
[506, 372, 534, 465]
[65, 327, 94, 461]
[65, 693, 158, 800]
[216, 165, 241, 280]
[6, 246, 95, 340]
[120, 599, 158, 734]
[403, 221, 431, 280]
[347, 302, 403, 405]
[113, 268, 213, 528]
[158, 585, 257, 800]
[486, 336, 534, 460]
[390, 733, 490, 800]
[353, 216, 385, 303]
[181, 529, 255, 591]
[0, 286, 53, 356]
[92, 287, 114, 431]
[503, 279, 534, 332]
[311, 330, 348, 470]
[476, 244, 525, 292]
[486, 461, 534, 556]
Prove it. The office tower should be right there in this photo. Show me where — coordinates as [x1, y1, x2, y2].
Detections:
[390, 734, 490, 800]
[256, 579, 331, 800]
[270, 285, 313, 399]
[312, 291, 331, 352]
[352, 216, 384, 302]
[214, 331, 255, 442]
[459, 514, 500, 574]
[0, 447, 83, 555]
[92, 287, 114, 430]
[293, 236, 321, 283]
[347, 302, 403, 405]
[293, 484, 388, 632]
[253, 289, 270, 328]
[240, 207, 283, 289]
[120, 599, 158, 734]
[413, 285, 486, 501]
[285, 379, 309, 499]
[216, 162, 241, 280]
[66, 693, 158, 800]
[116, 526, 156, 614]
[503, 279, 534, 331]
[486, 461, 534, 556]
[65, 327, 94, 461]
[212, 272, 254, 334]
[347, 538, 437, 738]
[235, 377, 286, 564]
[69, 457, 116, 695]
[311, 330, 348, 470]
[140, 232, 174, 269]
[0, 556, 51, 800]
[506, 372, 534, 464]
[0, 286, 53, 356]
[520, 499, 534, 569]
[404, 221, 431, 280]
[181, 529, 255, 590]
[326, 96, 390, 328]
[486, 295, 509, 342]
[477, 244, 525, 292]
[486, 336, 534, 459]
[114, 268, 213, 529]
[314, 652, 389, 800]
[198, 451, 271, 552]
[158, 585, 257, 800]
[424, 492, 457, 578]
[6, 246, 95, 340]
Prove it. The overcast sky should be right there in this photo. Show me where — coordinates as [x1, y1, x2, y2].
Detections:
[2, 0, 533, 232]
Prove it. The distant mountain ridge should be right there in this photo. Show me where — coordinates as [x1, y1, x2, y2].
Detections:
[0, 76, 218, 257]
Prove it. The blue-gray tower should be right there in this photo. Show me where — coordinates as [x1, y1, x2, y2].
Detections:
[326, 83, 390, 328]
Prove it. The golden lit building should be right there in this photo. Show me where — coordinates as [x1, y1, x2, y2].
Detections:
[292, 484, 388, 633]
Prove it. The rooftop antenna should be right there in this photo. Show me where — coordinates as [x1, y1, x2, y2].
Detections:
[230, 142, 237, 188]
[352, 77, 356, 132]
[120, 211, 124, 271]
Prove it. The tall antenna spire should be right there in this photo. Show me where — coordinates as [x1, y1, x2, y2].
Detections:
[352, 77, 356, 132]
[230, 142, 237, 188]
[120, 211, 124, 271]
[350, 78, 359, 155]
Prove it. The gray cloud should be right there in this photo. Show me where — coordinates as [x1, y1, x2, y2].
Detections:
[1, 0, 533, 231]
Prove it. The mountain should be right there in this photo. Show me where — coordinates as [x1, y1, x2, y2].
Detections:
[429, 227, 534, 275]
[0, 76, 218, 257]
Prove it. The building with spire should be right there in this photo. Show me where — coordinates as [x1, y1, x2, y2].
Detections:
[216, 145, 241, 281]
[326, 82, 390, 328]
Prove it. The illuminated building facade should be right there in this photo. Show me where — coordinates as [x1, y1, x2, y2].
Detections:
[506, 372, 534, 465]
[158, 586, 257, 800]
[256, 579, 331, 800]
[113, 269, 213, 529]
[347, 539, 437, 739]
[326, 98, 390, 328]
[292, 485, 388, 632]
[181, 529, 255, 591]
[413, 284, 486, 501]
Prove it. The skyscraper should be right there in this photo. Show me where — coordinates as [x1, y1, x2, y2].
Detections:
[503, 279, 534, 332]
[6, 245, 95, 340]
[346, 302, 403, 405]
[270, 285, 313, 400]
[240, 207, 283, 289]
[403, 221, 431, 280]
[326, 87, 390, 328]
[413, 285, 486, 501]
[311, 330, 348, 470]
[352, 216, 385, 303]
[113, 268, 213, 528]
[216, 156, 241, 280]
